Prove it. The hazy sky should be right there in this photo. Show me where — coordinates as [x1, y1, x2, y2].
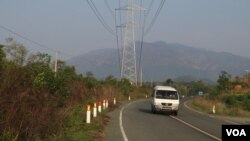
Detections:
[0, 0, 250, 60]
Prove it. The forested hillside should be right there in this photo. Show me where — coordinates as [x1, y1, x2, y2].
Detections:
[67, 41, 250, 82]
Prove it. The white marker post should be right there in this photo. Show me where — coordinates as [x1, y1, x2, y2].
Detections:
[128, 96, 131, 101]
[103, 100, 106, 110]
[98, 101, 102, 113]
[93, 102, 97, 118]
[106, 99, 109, 108]
[86, 105, 91, 124]
[212, 105, 216, 114]
[113, 98, 116, 105]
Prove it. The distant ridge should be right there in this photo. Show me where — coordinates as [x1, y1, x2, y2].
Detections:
[67, 41, 250, 82]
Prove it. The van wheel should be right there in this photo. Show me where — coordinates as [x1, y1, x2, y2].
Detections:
[173, 111, 178, 116]
[151, 108, 156, 114]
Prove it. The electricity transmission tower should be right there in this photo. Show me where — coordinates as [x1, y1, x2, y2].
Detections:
[87, 0, 166, 85]
[117, 0, 145, 85]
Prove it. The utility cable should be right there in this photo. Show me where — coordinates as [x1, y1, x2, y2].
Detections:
[145, 0, 166, 35]
[146, 0, 155, 18]
[117, 0, 124, 77]
[86, 0, 116, 36]
[118, 0, 123, 50]
[0, 25, 75, 58]
[104, 0, 115, 19]
[115, 11, 121, 76]
[138, 11, 146, 82]
[0, 25, 55, 52]
[137, 0, 143, 77]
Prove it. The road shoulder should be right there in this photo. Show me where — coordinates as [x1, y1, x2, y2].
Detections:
[184, 98, 250, 124]
[104, 101, 129, 141]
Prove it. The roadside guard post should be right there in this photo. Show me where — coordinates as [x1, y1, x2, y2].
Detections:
[86, 105, 91, 124]
[105, 99, 109, 108]
[93, 102, 97, 118]
[212, 105, 216, 114]
[98, 101, 102, 113]
[113, 98, 116, 105]
[103, 100, 106, 110]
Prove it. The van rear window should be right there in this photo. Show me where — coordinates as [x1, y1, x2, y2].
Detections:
[155, 90, 178, 99]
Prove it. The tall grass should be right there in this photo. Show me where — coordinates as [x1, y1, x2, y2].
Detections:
[191, 94, 250, 117]
[49, 105, 107, 141]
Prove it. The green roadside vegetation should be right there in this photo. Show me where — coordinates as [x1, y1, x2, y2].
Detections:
[158, 72, 250, 119]
[0, 38, 151, 141]
[2, 38, 250, 141]
[188, 71, 250, 119]
[49, 104, 109, 141]
[191, 93, 250, 117]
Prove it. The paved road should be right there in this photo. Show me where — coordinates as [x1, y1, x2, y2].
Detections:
[104, 98, 238, 141]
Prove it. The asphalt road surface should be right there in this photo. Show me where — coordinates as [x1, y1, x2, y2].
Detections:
[104, 98, 239, 141]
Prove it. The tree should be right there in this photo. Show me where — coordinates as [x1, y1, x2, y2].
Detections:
[119, 78, 134, 95]
[164, 78, 174, 86]
[56, 60, 66, 71]
[186, 80, 207, 96]
[23, 53, 53, 87]
[104, 75, 117, 85]
[0, 44, 5, 60]
[0, 44, 6, 71]
[3, 38, 28, 66]
[57, 66, 78, 83]
[83, 71, 100, 89]
[27, 52, 51, 64]
[217, 71, 231, 93]
[86, 71, 94, 78]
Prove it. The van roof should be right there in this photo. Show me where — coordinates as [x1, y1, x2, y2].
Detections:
[154, 85, 177, 91]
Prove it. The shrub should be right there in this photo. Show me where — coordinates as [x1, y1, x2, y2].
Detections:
[224, 95, 234, 106]
[223, 93, 250, 111]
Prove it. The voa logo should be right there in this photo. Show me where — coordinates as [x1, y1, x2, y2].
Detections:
[226, 129, 246, 136]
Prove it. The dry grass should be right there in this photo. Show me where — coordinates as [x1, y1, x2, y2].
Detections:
[191, 96, 250, 117]
[191, 96, 217, 113]
[0, 80, 114, 140]
[0, 74, 150, 141]
[0, 89, 63, 140]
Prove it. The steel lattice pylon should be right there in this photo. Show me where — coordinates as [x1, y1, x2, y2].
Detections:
[119, 0, 145, 85]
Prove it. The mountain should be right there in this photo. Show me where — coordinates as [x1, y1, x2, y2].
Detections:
[67, 41, 250, 82]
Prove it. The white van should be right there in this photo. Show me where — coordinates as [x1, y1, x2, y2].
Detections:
[151, 86, 179, 115]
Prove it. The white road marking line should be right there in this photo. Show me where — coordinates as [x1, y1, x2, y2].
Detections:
[170, 116, 221, 141]
[119, 103, 131, 141]
[184, 100, 240, 125]
[224, 120, 240, 125]
[119, 100, 146, 141]
[184, 101, 204, 115]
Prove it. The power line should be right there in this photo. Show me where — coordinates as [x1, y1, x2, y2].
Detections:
[145, 0, 166, 35]
[118, 0, 124, 54]
[0, 25, 74, 58]
[115, 10, 121, 75]
[137, 0, 144, 78]
[146, 0, 155, 18]
[114, 0, 124, 77]
[86, 0, 116, 36]
[0, 25, 55, 52]
[104, 0, 115, 19]
[138, 1, 146, 83]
